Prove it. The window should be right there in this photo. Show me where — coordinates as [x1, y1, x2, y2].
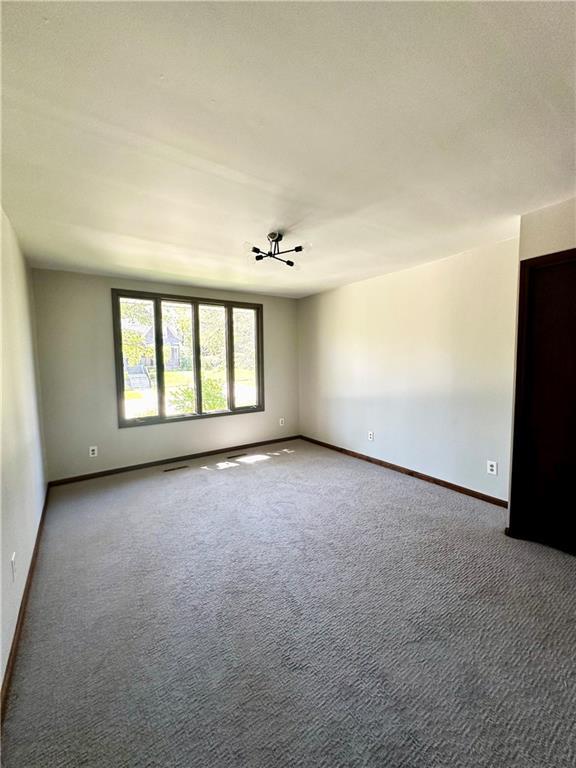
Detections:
[112, 289, 263, 427]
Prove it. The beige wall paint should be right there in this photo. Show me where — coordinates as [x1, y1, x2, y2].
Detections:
[298, 239, 519, 500]
[32, 270, 299, 481]
[1, 212, 46, 678]
[519, 198, 575, 260]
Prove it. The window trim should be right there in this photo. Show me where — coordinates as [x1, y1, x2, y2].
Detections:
[111, 288, 264, 428]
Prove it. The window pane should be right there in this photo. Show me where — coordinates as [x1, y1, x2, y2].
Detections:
[162, 301, 196, 417]
[233, 308, 258, 407]
[119, 297, 158, 419]
[199, 304, 228, 413]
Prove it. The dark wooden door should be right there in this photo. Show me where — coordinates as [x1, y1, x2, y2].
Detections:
[508, 248, 576, 554]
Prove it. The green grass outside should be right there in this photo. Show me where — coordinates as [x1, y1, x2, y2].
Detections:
[125, 369, 255, 401]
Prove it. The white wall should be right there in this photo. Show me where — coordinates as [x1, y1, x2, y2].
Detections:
[1, 212, 46, 678]
[519, 197, 575, 260]
[32, 270, 299, 481]
[298, 239, 519, 500]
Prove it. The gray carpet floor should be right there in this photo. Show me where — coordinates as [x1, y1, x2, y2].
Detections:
[2, 439, 575, 768]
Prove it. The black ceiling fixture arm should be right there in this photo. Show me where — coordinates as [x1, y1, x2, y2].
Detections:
[248, 231, 303, 268]
[270, 254, 294, 266]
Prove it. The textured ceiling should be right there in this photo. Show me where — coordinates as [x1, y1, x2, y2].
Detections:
[2, 2, 574, 297]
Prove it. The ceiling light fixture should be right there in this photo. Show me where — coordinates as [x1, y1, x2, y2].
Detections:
[249, 232, 303, 267]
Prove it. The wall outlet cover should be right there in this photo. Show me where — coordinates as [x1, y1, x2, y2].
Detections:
[368, 431, 375, 441]
[487, 460, 498, 475]
[279, 418, 285, 426]
[89, 446, 98, 458]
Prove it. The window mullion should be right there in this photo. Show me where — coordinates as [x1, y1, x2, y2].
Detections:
[193, 302, 203, 414]
[226, 305, 235, 411]
[257, 306, 264, 409]
[154, 298, 166, 418]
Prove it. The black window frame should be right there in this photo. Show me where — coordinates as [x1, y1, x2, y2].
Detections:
[112, 288, 264, 428]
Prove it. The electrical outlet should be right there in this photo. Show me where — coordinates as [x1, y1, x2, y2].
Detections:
[10, 552, 16, 583]
[487, 460, 498, 476]
[368, 431, 375, 441]
[279, 417, 285, 426]
[89, 446, 98, 458]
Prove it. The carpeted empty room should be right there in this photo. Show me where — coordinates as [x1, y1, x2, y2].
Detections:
[2, 2, 576, 766]
[2, 441, 576, 767]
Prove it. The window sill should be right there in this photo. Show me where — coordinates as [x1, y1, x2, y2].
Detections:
[118, 405, 264, 428]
